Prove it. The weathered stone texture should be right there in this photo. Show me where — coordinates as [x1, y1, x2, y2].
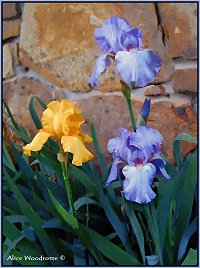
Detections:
[173, 68, 197, 94]
[158, 3, 197, 59]
[3, 20, 20, 40]
[3, 44, 17, 79]
[3, 3, 17, 19]
[3, 77, 54, 137]
[19, 3, 173, 92]
[145, 85, 169, 97]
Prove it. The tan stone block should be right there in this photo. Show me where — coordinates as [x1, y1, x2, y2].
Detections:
[3, 3, 17, 19]
[3, 77, 54, 139]
[145, 85, 169, 96]
[3, 20, 20, 40]
[158, 3, 197, 59]
[3, 44, 15, 79]
[173, 68, 197, 93]
[19, 3, 174, 92]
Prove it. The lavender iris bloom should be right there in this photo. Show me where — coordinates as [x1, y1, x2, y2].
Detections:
[89, 16, 161, 88]
[107, 126, 170, 204]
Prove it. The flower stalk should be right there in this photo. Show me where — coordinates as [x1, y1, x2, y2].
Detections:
[121, 83, 136, 131]
[61, 161, 77, 219]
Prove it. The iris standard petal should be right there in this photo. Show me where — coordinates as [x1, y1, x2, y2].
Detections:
[150, 155, 170, 180]
[106, 158, 124, 184]
[42, 100, 75, 139]
[88, 55, 111, 88]
[129, 126, 163, 162]
[121, 28, 143, 50]
[115, 49, 161, 87]
[61, 136, 93, 166]
[122, 163, 156, 204]
[95, 16, 131, 54]
[23, 130, 52, 156]
[107, 128, 132, 164]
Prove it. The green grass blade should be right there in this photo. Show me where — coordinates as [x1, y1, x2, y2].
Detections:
[173, 132, 197, 168]
[68, 163, 98, 198]
[124, 199, 145, 264]
[174, 150, 197, 254]
[29, 96, 42, 129]
[48, 189, 79, 230]
[3, 99, 19, 129]
[3, 140, 16, 173]
[90, 123, 107, 179]
[181, 249, 197, 266]
[177, 217, 197, 262]
[94, 176, 133, 254]
[157, 151, 197, 250]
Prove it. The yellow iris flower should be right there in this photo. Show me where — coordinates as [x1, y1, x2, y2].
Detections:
[23, 99, 93, 166]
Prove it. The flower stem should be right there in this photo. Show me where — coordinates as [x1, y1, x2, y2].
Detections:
[61, 162, 77, 219]
[126, 97, 136, 131]
[121, 84, 136, 131]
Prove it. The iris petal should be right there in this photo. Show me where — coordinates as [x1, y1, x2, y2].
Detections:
[106, 158, 124, 184]
[95, 16, 131, 54]
[129, 126, 163, 163]
[121, 28, 143, 50]
[115, 49, 161, 87]
[107, 128, 132, 164]
[23, 130, 52, 156]
[88, 55, 111, 88]
[150, 155, 170, 180]
[42, 100, 75, 139]
[61, 136, 93, 166]
[122, 163, 156, 204]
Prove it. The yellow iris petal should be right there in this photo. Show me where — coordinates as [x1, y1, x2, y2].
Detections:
[23, 130, 52, 156]
[79, 131, 93, 143]
[61, 136, 93, 166]
[41, 100, 75, 138]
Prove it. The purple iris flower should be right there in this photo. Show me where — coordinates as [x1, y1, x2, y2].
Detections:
[107, 126, 170, 204]
[89, 16, 161, 88]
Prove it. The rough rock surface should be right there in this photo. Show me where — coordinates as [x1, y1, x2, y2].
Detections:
[3, 20, 21, 40]
[19, 3, 174, 92]
[173, 68, 197, 94]
[3, 44, 17, 79]
[75, 95, 197, 163]
[145, 85, 169, 97]
[3, 3, 17, 19]
[158, 3, 197, 59]
[3, 77, 54, 137]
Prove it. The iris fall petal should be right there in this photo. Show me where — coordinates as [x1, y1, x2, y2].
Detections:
[23, 130, 52, 156]
[115, 49, 161, 87]
[122, 163, 156, 204]
[61, 136, 93, 166]
[89, 55, 111, 88]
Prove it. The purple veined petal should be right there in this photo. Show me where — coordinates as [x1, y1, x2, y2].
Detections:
[107, 128, 132, 164]
[115, 49, 161, 87]
[88, 54, 111, 88]
[95, 16, 131, 54]
[122, 163, 156, 204]
[106, 158, 124, 184]
[121, 28, 143, 51]
[150, 155, 170, 180]
[129, 126, 163, 161]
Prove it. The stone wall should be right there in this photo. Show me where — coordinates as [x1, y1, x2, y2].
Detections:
[3, 3, 197, 162]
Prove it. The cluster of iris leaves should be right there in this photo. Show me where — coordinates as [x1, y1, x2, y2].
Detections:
[3, 96, 197, 266]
